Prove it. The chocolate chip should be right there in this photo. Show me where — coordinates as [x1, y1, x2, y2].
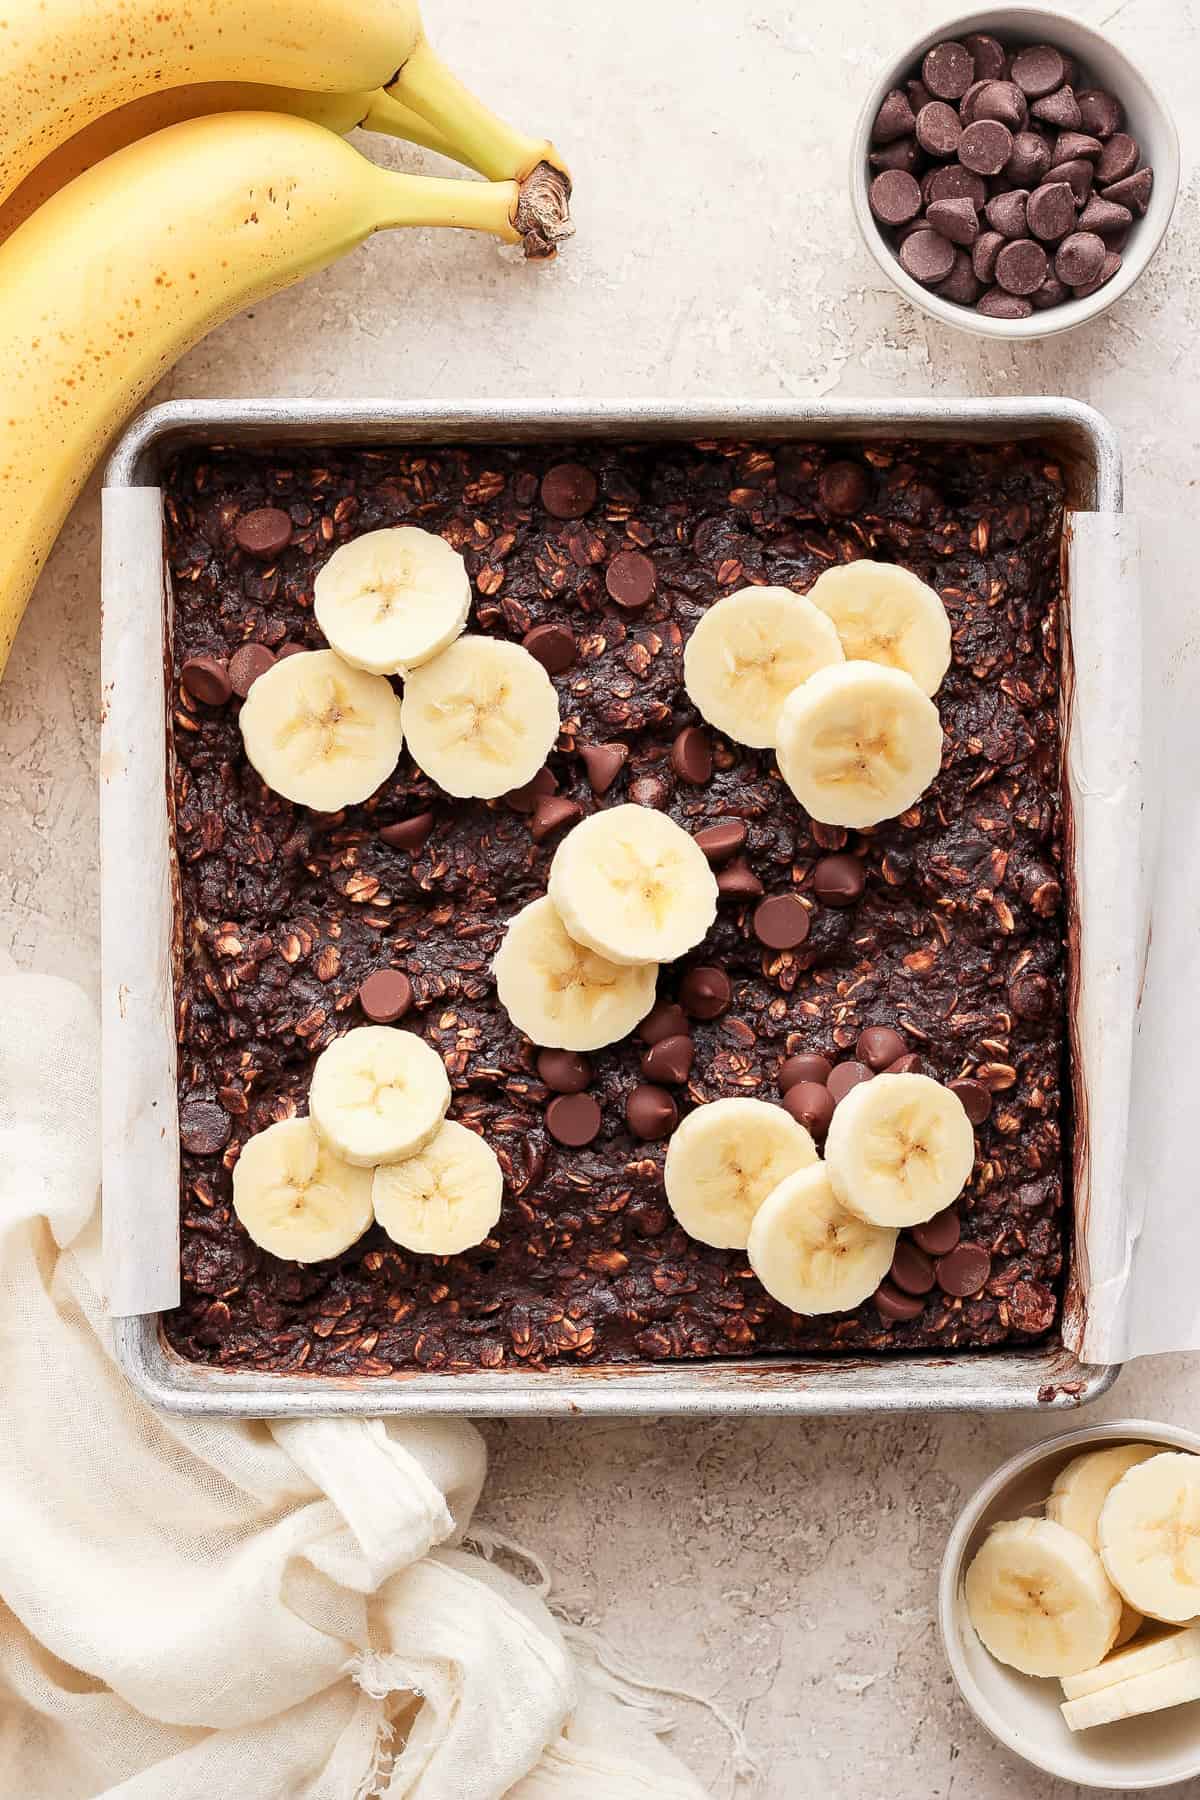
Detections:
[1096, 132, 1139, 186]
[963, 33, 1006, 81]
[984, 188, 1029, 238]
[531, 795, 583, 842]
[638, 999, 689, 1045]
[827, 1060, 872, 1103]
[872, 88, 918, 145]
[1026, 180, 1076, 242]
[949, 1078, 992, 1124]
[379, 811, 434, 852]
[869, 168, 923, 225]
[537, 1049, 593, 1094]
[959, 119, 1012, 175]
[977, 289, 1033, 319]
[972, 80, 1026, 130]
[504, 766, 557, 814]
[856, 1026, 907, 1071]
[605, 550, 657, 609]
[547, 1091, 602, 1146]
[818, 461, 871, 515]
[275, 642, 307, 660]
[1076, 89, 1123, 139]
[1006, 131, 1053, 186]
[874, 1281, 925, 1322]
[935, 1242, 992, 1297]
[1101, 167, 1152, 214]
[890, 1240, 936, 1296]
[579, 741, 627, 794]
[1077, 195, 1132, 235]
[780, 1053, 833, 1091]
[783, 1081, 835, 1138]
[235, 506, 292, 559]
[358, 968, 413, 1023]
[541, 463, 597, 519]
[870, 137, 922, 175]
[640, 1034, 694, 1085]
[1073, 250, 1122, 297]
[885, 1053, 923, 1075]
[1054, 231, 1105, 287]
[925, 197, 979, 246]
[911, 1206, 961, 1256]
[716, 858, 764, 900]
[1050, 158, 1094, 204]
[812, 853, 865, 906]
[693, 820, 746, 864]
[996, 237, 1048, 295]
[679, 965, 731, 1020]
[753, 894, 811, 950]
[906, 79, 934, 116]
[899, 228, 956, 286]
[922, 41, 975, 101]
[972, 229, 1005, 282]
[626, 1084, 677, 1141]
[1009, 44, 1065, 98]
[1031, 275, 1071, 309]
[522, 622, 577, 675]
[181, 655, 232, 706]
[179, 1100, 231, 1156]
[934, 251, 981, 306]
[671, 726, 712, 785]
[1052, 131, 1103, 167]
[923, 164, 987, 208]
[915, 102, 962, 159]
[228, 643, 276, 697]
[1031, 85, 1081, 130]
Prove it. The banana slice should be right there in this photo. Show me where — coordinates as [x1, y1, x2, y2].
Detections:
[1099, 1453, 1200, 1623]
[313, 526, 471, 674]
[964, 1516, 1123, 1678]
[682, 586, 845, 749]
[747, 1162, 897, 1315]
[1061, 1624, 1200, 1701]
[775, 660, 943, 830]
[824, 1072, 975, 1228]
[239, 648, 404, 811]
[1061, 1655, 1200, 1731]
[1049, 1445, 1159, 1650]
[547, 803, 718, 967]
[493, 895, 657, 1052]
[308, 1025, 451, 1168]
[372, 1118, 503, 1256]
[232, 1116, 374, 1264]
[663, 1097, 818, 1250]
[400, 635, 560, 800]
[807, 561, 951, 697]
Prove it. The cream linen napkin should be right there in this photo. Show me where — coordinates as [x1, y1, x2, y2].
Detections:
[0, 963, 709, 1800]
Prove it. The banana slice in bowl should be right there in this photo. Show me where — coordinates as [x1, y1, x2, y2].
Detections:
[683, 585, 844, 748]
[1099, 1454, 1200, 1623]
[548, 803, 718, 967]
[747, 1161, 897, 1315]
[372, 1118, 504, 1256]
[401, 635, 560, 799]
[493, 894, 657, 1052]
[232, 1115, 374, 1263]
[824, 1070, 976, 1228]
[965, 1517, 1123, 1678]
[239, 648, 404, 810]
[807, 561, 951, 696]
[776, 659, 943, 830]
[314, 525, 471, 674]
[308, 1025, 451, 1167]
[663, 1096, 817, 1249]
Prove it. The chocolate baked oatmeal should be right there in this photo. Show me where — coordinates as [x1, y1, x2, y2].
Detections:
[162, 436, 1068, 1375]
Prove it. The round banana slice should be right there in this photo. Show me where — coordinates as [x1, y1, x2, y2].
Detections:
[683, 586, 845, 749]
[775, 660, 943, 830]
[807, 561, 951, 696]
[747, 1162, 897, 1315]
[1099, 1453, 1200, 1623]
[401, 635, 560, 800]
[965, 1517, 1123, 1677]
[1049, 1444, 1160, 1549]
[664, 1096, 817, 1249]
[308, 1025, 451, 1167]
[824, 1071, 975, 1228]
[493, 895, 657, 1052]
[239, 648, 404, 811]
[372, 1118, 504, 1256]
[232, 1116, 374, 1264]
[314, 526, 471, 674]
[547, 804, 718, 967]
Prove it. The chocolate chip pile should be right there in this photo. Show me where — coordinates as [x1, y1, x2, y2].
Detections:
[163, 436, 1067, 1375]
[869, 32, 1154, 319]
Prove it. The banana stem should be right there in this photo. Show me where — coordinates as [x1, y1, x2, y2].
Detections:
[388, 35, 568, 186]
[370, 167, 520, 242]
[359, 89, 486, 174]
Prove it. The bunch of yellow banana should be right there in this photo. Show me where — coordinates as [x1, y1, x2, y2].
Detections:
[0, 0, 571, 678]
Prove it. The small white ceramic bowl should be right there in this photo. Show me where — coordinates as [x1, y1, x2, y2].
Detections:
[851, 6, 1180, 338]
[940, 1419, 1200, 1788]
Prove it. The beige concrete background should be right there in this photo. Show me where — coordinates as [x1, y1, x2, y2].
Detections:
[2, 1, 1197, 1792]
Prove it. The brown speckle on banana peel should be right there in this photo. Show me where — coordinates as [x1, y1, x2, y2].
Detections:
[515, 161, 573, 259]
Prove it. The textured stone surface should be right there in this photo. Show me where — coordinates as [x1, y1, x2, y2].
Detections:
[1, 1, 1197, 1793]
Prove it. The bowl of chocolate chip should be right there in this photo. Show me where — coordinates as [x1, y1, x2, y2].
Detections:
[851, 7, 1178, 337]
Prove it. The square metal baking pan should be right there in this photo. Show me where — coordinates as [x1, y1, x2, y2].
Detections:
[104, 396, 1122, 1418]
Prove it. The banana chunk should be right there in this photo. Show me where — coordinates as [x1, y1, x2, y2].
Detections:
[747, 1162, 897, 1315]
[1061, 1655, 1200, 1731]
[372, 1118, 503, 1256]
[239, 648, 404, 811]
[964, 1516, 1123, 1678]
[493, 895, 657, 1052]
[314, 526, 471, 674]
[776, 660, 943, 829]
[1099, 1453, 1200, 1623]
[548, 804, 718, 967]
[401, 635, 560, 799]
[807, 561, 951, 696]
[663, 1097, 818, 1250]
[1049, 1443, 1160, 1547]
[232, 1116, 374, 1264]
[1061, 1625, 1200, 1702]
[308, 1025, 451, 1167]
[824, 1072, 975, 1228]
[683, 586, 844, 749]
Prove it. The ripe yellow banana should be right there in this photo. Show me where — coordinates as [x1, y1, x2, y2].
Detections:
[0, 110, 527, 677]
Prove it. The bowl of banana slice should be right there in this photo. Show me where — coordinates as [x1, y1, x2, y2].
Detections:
[940, 1419, 1200, 1788]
